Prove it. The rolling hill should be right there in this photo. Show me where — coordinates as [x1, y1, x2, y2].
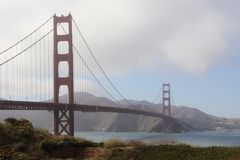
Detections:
[0, 92, 239, 132]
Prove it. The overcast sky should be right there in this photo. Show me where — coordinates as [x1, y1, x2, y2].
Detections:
[0, 0, 240, 117]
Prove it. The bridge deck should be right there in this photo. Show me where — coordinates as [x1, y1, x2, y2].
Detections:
[0, 100, 172, 120]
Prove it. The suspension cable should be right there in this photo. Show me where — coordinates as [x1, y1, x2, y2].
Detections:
[152, 86, 162, 104]
[0, 16, 53, 55]
[74, 49, 121, 105]
[72, 17, 132, 106]
[59, 24, 121, 105]
[170, 87, 174, 106]
[0, 29, 53, 67]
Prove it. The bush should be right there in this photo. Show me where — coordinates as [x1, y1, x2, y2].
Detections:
[14, 142, 29, 152]
[125, 141, 144, 148]
[35, 129, 51, 141]
[3, 118, 35, 144]
[12, 152, 29, 160]
[39, 138, 58, 153]
[104, 139, 125, 149]
[0, 145, 14, 160]
[40, 136, 101, 153]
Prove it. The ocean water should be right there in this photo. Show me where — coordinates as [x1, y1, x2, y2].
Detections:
[75, 131, 240, 147]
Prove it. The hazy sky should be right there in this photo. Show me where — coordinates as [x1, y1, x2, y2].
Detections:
[0, 0, 240, 117]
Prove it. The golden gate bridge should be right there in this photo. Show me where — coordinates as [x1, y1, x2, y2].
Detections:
[0, 14, 173, 136]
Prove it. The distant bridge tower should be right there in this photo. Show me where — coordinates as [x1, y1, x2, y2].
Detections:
[53, 14, 74, 136]
[162, 83, 171, 117]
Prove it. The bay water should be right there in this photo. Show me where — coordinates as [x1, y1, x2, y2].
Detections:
[75, 131, 240, 147]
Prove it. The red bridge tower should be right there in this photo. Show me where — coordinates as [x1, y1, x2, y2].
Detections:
[53, 14, 74, 136]
[162, 83, 171, 117]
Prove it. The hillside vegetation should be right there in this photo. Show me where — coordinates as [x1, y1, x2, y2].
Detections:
[0, 118, 101, 159]
[1, 118, 240, 160]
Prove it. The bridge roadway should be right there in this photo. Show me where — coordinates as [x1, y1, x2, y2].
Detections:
[0, 100, 172, 121]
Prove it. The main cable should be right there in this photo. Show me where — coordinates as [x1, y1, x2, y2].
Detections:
[59, 24, 121, 105]
[0, 16, 53, 55]
[152, 86, 162, 104]
[74, 49, 121, 105]
[72, 17, 132, 106]
[0, 29, 54, 67]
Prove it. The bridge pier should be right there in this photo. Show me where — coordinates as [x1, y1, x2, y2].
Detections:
[53, 14, 74, 136]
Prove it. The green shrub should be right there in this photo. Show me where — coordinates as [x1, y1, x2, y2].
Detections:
[14, 142, 29, 152]
[39, 138, 58, 153]
[40, 136, 100, 153]
[12, 152, 29, 160]
[74, 137, 99, 147]
[125, 140, 144, 148]
[0, 145, 14, 160]
[3, 118, 35, 144]
[34, 128, 52, 142]
[104, 139, 125, 148]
